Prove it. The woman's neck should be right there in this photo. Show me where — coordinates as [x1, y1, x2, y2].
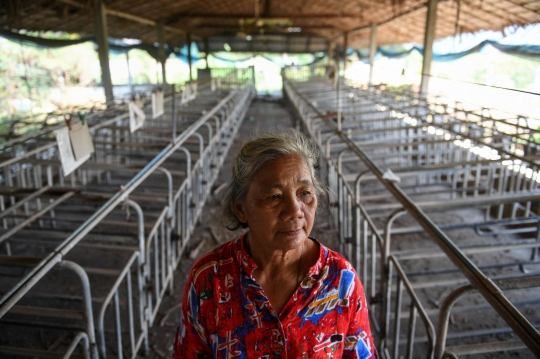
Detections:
[246, 233, 303, 274]
[244, 233, 319, 314]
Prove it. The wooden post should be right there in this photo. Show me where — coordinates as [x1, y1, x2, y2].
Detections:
[420, 0, 438, 95]
[328, 39, 334, 65]
[187, 32, 193, 82]
[343, 32, 348, 75]
[204, 37, 210, 69]
[157, 20, 167, 84]
[93, 0, 114, 105]
[125, 52, 133, 95]
[368, 23, 377, 87]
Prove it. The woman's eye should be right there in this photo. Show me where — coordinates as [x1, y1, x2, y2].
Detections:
[300, 190, 313, 198]
[269, 194, 281, 200]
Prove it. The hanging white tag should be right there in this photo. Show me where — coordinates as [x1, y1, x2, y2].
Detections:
[129, 101, 146, 133]
[152, 90, 164, 119]
[383, 169, 401, 183]
[181, 85, 189, 105]
[55, 127, 91, 176]
[181, 83, 197, 105]
[69, 120, 94, 161]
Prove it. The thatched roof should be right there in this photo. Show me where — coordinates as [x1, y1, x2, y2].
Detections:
[2, 0, 539, 52]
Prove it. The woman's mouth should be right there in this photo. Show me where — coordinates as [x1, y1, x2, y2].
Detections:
[280, 229, 302, 235]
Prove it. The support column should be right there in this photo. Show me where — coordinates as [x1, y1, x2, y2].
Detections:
[187, 32, 193, 82]
[204, 37, 210, 69]
[342, 32, 348, 75]
[328, 39, 335, 65]
[93, 0, 114, 105]
[125, 52, 133, 95]
[368, 23, 377, 87]
[156, 20, 167, 84]
[420, 0, 438, 96]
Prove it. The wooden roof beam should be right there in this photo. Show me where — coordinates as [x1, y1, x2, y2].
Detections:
[194, 24, 338, 30]
[166, 14, 361, 21]
[461, 0, 533, 26]
[332, 2, 428, 42]
[55, 0, 185, 34]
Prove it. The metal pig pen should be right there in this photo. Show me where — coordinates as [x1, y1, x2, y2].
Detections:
[283, 71, 540, 358]
[0, 72, 255, 359]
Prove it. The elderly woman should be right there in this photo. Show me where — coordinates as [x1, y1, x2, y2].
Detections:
[173, 130, 377, 359]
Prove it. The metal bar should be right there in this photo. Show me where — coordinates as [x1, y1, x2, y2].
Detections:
[58, 260, 98, 359]
[113, 291, 123, 359]
[445, 340, 527, 356]
[8, 305, 83, 319]
[0, 346, 84, 359]
[0, 113, 129, 168]
[392, 275, 404, 358]
[0, 185, 50, 220]
[406, 305, 418, 359]
[0, 191, 76, 244]
[62, 332, 90, 359]
[98, 252, 139, 358]
[126, 269, 136, 356]
[435, 276, 540, 358]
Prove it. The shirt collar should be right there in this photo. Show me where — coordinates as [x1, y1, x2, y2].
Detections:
[236, 232, 258, 277]
[234, 232, 328, 278]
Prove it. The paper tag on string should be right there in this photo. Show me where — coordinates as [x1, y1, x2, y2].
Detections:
[152, 90, 164, 119]
[382, 169, 401, 183]
[129, 101, 146, 133]
[69, 120, 94, 161]
[55, 127, 91, 176]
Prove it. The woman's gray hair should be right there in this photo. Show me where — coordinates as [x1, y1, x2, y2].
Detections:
[221, 129, 327, 231]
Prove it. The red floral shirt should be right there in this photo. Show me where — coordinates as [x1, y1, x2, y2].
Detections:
[173, 234, 377, 359]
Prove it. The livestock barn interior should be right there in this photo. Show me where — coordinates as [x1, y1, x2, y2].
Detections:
[1, 0, 540, 358]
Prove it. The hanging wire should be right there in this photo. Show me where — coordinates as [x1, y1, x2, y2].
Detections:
[419, 72, 540, 96]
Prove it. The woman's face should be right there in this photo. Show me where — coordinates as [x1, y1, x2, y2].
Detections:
[234, 154, 318, 252]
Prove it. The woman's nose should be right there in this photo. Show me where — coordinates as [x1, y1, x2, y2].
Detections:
[281, 195, 303, 219]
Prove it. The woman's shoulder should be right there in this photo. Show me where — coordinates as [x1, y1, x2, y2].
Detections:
[188, 235, 243, 284]
[314, 239, 355, 271]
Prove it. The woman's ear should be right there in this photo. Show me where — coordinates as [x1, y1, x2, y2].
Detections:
[233, 201, 247, 224]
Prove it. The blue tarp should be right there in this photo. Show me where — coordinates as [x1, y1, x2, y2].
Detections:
[0, 28, 93, 48]
[2, 29, 540, 63]
[353, 40, 540, 62]
[0, 29, 179, 61]
[212, 53, 326, 67]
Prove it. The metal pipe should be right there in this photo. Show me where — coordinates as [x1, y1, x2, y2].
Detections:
[0, 185, 50, 220]
[0, 191, 76, 244]
[98, 252, 140, 359]
[62, 332, 90, 359]
[435, 276, 540, 358]
[123, 199, 145, 265]
[59, 260, 98, 359]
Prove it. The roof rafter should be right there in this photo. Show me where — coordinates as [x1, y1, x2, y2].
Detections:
[55, 0, 186, 35]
